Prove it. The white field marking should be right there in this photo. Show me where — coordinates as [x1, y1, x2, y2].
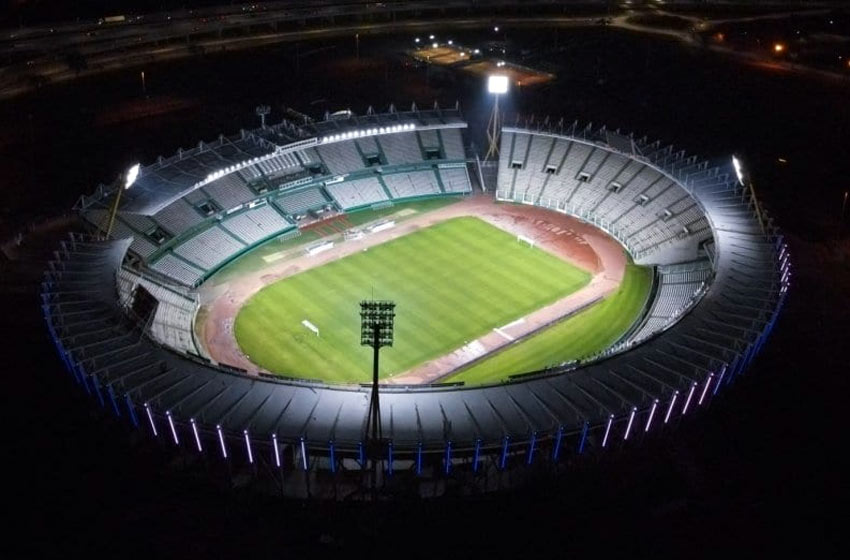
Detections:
[492, 327, 514, 342]
[396, 208, 417, 217]
[502, 317, 526, 330]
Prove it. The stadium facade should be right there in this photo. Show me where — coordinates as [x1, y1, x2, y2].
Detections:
[42, 106, 789, 498]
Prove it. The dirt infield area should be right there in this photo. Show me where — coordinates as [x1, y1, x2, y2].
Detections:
[195, 195, 627, 383]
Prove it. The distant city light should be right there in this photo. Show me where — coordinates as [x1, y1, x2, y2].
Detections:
[774, 43, 785, 53]
[488, 75, 509, 94]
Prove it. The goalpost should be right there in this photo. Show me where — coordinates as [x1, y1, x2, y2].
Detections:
[517, 234, 536, 249]
[301, 319, 320, 337]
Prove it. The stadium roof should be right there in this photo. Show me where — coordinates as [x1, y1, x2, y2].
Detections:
[78, 106, 465, 216]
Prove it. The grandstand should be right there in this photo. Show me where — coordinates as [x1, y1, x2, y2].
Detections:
[221, 204, 292, 245]
[50, 109, 787, 499]
[381, 170, 441, 198]
[497, 127, 712, 264]
[326, 176, 389, 209]
[117, 267, 200, 355]
[76, 107, 471, 286]
[626, 259, 713, 344]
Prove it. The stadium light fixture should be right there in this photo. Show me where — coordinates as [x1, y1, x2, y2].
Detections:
[144, 403, 157, 437]
[190, 418, 202, 452]
[682, 382, 697, 415]
[216, 424, 227, 459]
[732, 155, 745, 185]
[552, 426, 563, 461]
[624, 407, 637, 440]
[488, 74, 509, 94]
[166, 411, 179, 445]
[698, 373, 714, 406]
[664, 391, 679, 424]
[299, 437, 308, 470]
[602, 414, 614, 448]
[272, 433, 281, 467]
[124, 163, 140, 189]
[432, 42, 438, 48]
[414, 37, 420, 43]
[244, 430, 254, 464]
[429, 34, 434, 40]
[713, 366, 728, 396]
[448, 40, 453, 45]
[494, 26, 499, 32]
[645, 399, 659, 432]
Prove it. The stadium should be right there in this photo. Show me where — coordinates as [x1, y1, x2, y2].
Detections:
[42, 101, 788, 499]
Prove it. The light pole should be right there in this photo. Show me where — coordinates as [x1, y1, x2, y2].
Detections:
[733, 155, 765, 235]
[104, 163, 140, 239]
[360, 299, 395, 494]
[485, 75, 509, 161]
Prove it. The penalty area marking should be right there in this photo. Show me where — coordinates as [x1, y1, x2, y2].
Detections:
[493, 317, 526, 341]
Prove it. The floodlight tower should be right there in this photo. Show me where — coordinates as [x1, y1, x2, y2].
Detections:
[104, 163, 140, 239]
[255, 105, 271, 129]
[485, 75, 509, 161]
[733, 155, 765, 234]
[360, 300, 395, 449]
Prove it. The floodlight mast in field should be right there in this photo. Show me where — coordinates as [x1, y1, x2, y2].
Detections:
[360, 300, 395, 459]
[485, 75, 509, 161]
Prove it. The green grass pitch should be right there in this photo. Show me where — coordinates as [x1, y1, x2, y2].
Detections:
[446, 263, 652, 385]
[234, 216, 592, 383]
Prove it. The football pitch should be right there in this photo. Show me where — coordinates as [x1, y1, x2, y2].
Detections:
[234, 216, 591, 383]
[445, 263, 652, 384]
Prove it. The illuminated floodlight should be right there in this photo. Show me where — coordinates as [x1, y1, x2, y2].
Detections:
[494, 26, 499, 32]
[125, 163, 140, 189]
[429, 34, 435, 40]
[488, 75, 509, 94]
[414, 37, 420, 43]
[448, 40, 453, 45]
[732, 155, 744, 184]
[432, 42, 438, 48]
